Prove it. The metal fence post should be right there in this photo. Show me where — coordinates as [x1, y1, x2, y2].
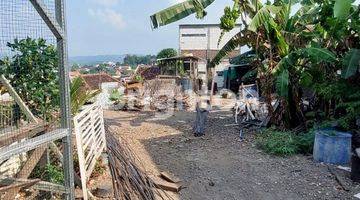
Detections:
[55, 0, 75, 199]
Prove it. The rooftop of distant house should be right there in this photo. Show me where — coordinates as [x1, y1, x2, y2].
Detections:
[69, 71, 81, 79]
[81, 73, 121, 90]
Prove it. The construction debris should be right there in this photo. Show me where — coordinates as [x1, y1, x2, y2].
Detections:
[337, 166, 351, 172]
[123, 76, 193, 112]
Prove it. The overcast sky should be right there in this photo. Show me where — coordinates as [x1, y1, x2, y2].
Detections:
[67, 0, 234, 57]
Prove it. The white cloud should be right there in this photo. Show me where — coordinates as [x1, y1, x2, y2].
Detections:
[88, 8, 126, 31]
[92, 0, 120, 7]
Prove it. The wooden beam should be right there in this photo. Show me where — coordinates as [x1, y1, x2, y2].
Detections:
[2, 145, 47, 200]
[150, 175, 182, 192]
[0, 177, 68, 194]
[0, 75, 38, 123]
[32, 181, 67, 194]
[159, 171, 181, 183]
[0, 124, 46, 148]
[0, 178, 40, 193]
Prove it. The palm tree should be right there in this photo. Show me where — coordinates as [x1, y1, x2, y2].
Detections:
[70, 77, 100, 115]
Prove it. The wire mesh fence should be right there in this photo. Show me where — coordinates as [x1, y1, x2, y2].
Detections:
[0, 0, 73, 199]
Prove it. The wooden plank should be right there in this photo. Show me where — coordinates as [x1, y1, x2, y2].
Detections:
[159, 171, 181, 183]
[86, 142, 105, 177]
[0, 177, 68, 194]
[32, 181, 67, 194]
[74, 118, 89, 200]
[0, 75, 38, 123]
[2, 145, 47, 200]
[150, 176, 182, 192]
[0, 178, 40, 192]
[0, 124, 46, 148]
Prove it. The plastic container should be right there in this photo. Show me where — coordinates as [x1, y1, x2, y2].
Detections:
[313, 129, 352, 165]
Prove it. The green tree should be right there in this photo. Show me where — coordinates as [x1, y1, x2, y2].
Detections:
[157, 48, 178, 59]
[0, 38, 60, 119]
[71, 63, 80, 71]
[123, 54, 156, 67]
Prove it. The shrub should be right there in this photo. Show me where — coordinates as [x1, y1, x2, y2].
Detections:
[256, 128, 298, 156]
[294, 130, 315, 154]
[109, 89, 123, 102]
[256, 128, 316, 156]
[45, 164, 64, 184]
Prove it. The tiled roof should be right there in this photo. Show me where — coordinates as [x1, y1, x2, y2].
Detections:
[69, 71, 81, 80]
[180, 50, 239, 61]
[81, 73, 120, 90]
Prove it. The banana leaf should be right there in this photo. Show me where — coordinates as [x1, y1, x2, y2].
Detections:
[334, 0, 352, 19]
[150, 0, 216, 29]
[210, 30, 254, 67]
[276, 69, 289, 98]
[342, 49, 360, 79]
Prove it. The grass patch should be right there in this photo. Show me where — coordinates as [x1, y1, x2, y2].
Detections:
[294, 130, 315, 154]
[256, 128, 315, 156]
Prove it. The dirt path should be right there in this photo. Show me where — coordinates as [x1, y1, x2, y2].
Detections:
[104, 110, 359, 200]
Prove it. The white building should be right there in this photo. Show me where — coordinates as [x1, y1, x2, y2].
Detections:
[179, 24, 241, 88]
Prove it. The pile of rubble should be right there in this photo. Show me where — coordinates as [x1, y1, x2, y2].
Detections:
[122, 77, 195, 112]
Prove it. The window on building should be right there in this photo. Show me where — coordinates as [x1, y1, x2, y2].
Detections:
[183, 62, 190, 71]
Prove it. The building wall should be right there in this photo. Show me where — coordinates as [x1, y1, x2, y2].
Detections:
[214, 60, 230, 88]
[179, 24, 241, 52]
[97, 82, 121, 109]
[179, 24, 241, 88]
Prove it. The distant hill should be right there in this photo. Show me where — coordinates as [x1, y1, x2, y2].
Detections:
[69, 55, 125, 65]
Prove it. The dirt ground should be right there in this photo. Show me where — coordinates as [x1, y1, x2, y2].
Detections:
[104, 106, 360, 200]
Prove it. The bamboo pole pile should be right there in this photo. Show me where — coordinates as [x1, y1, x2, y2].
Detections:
[105, 126, 172, 200]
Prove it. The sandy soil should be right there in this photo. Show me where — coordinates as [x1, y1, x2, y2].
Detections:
[104, 108, 360, 200]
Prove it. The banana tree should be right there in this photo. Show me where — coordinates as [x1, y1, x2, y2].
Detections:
[150, 0, 307, 127]
[150, 0, 216, 29]
[151, 0, 360, 129]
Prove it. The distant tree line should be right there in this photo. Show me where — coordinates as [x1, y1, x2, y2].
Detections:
[123, 54, 156, 67]
[70, 48, 178, 74]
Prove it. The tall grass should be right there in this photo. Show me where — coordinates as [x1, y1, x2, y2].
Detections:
[256, 128, 315, 156]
